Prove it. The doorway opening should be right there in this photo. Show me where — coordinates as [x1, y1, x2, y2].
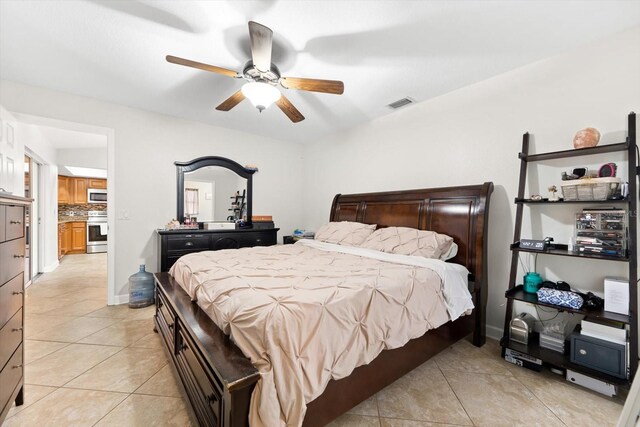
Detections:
[16, 113, 116, 304]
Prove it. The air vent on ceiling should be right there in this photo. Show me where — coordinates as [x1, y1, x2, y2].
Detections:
[387, 97, 415, 109]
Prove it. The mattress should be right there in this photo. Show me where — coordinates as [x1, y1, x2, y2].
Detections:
[170, 239, 473, 427]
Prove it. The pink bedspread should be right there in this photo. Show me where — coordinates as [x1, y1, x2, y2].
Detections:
[170, 241, 462, 427]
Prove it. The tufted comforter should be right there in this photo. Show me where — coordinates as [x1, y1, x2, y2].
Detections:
[170, 239, 472, 427]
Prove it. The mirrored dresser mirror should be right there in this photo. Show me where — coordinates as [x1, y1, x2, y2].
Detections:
[176, 156, 255, 224]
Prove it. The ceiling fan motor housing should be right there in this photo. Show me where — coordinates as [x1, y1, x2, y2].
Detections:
[242, 60, 281, 85]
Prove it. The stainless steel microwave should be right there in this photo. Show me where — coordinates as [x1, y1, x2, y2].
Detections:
[87, 188, 107, 204]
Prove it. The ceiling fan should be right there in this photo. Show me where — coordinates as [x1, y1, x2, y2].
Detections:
[166, 21, 344, 123]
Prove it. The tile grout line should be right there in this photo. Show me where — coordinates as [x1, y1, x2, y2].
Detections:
[506, 373, 570, 427]
[436, 362, 477, 427]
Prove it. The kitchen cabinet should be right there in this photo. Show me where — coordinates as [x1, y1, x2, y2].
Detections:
[70, 222, 86, 253]
[58, 223, 70, 259]
[58, 176, 71, 204]
[59, 222, 86, 257]
[73, 179, 88, 204]
[88, 178, 107, 189]
[58, 176, 105, 204]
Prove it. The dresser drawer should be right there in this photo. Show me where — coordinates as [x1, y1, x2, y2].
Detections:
[5, 206, 25, 241]
[156, 291, 175, 348]
[0, 275, 23, 328]
[0, 343, 23, 412]
[167, 235, 210, 251]
[0, 206, 5, 242]
[0, 238, 25, 285]
[0, 309, 22, 370]
[238, 231, 276, 247]
[177, 327, 222, 426]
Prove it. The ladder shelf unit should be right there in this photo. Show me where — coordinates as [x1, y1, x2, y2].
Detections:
[501, 112, 638, 385]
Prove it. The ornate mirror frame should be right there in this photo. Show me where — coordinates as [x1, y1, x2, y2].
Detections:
[176, 156, 255, 224]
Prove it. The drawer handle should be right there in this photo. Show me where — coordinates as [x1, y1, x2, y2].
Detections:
[13, 291, 24, 295]
[168, 323, 174, 330]
[184, 242, 194, 247]
[13, 254, 25, 258]
[10, 220, 22, 225]
[181, 343, 188, 352]
[255, 239, 262, 243]
[12, 327, 23, 332]
[158, 300, 163, 308]
[12, 364, 23, 369]
[579, 349, 587, 356]
[208, 393, 218, 403]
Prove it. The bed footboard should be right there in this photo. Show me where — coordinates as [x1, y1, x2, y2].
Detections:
[154, 272, 259, 427]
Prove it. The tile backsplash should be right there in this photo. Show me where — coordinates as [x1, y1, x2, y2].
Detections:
[59, 203, 107, 217]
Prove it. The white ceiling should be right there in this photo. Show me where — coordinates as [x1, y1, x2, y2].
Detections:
[20, 121, 107, 149]
[1, 1, 639, 143]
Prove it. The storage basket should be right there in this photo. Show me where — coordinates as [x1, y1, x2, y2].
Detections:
[560, 177, 622, 201]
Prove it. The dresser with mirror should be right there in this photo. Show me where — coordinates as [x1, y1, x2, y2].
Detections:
[157, 156, 278, 272]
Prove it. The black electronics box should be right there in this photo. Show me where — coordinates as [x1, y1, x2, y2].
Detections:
[504, 348, 543, 372]
[569, 332, 627, 379]
[252, 220, 275, 230]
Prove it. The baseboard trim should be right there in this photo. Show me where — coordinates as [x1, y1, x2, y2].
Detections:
[486, 324, 503, 341]
[42, 261, 59, 273]
[112, 294, 129, 305]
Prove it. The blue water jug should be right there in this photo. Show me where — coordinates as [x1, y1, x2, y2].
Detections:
[128, 265, 155, 308]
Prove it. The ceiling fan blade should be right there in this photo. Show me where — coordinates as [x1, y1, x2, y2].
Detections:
[276, 95, 305, 123]
[216, 90, 246, 111]
[248, 21, 273, 73]
[280, 77, 344, 95]
[166, 55, 238, 78]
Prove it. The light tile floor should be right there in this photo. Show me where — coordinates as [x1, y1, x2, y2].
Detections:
[5, 254, 627, 426]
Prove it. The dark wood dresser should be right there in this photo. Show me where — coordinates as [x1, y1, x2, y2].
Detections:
[157, 228, 279, 272]
[0, 194, 29, 423]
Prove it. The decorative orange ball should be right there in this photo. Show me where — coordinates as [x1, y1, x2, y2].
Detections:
[573, 128, 600, 149]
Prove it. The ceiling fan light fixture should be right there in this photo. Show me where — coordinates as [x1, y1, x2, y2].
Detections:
[241, 82, 281, 112]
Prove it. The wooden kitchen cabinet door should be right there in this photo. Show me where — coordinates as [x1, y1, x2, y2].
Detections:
[88, 178, 107, 189]
[58, 176, 70, 204]
[73, 178, 88, 204]
[70, 222, 86, 253]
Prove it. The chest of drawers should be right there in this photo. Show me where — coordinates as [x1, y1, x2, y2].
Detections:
[157, 228, 279, 272]
[0, 194, 29, 424]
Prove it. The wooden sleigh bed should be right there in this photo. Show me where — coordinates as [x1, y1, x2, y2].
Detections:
[153, 182, 493, 427]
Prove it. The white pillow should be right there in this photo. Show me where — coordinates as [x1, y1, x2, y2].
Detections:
[314, 221, 377, 247]
[360, 226, 454, 260]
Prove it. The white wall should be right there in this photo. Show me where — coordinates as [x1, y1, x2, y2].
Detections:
[57, 147, 107, 170]
[19, 122, 60, 272]
[0, 81, 305, 302]
[302, 27, 640, 337]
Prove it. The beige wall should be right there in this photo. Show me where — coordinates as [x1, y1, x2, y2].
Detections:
[302, 27, 640, 337]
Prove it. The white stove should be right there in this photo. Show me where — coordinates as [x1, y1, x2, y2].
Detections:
[86, 211, 107, 253]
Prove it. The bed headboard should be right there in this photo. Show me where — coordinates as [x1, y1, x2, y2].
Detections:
[329, 182, 494, 290]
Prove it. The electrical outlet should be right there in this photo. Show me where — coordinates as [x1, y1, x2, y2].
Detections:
[119, 210, 130, 220]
